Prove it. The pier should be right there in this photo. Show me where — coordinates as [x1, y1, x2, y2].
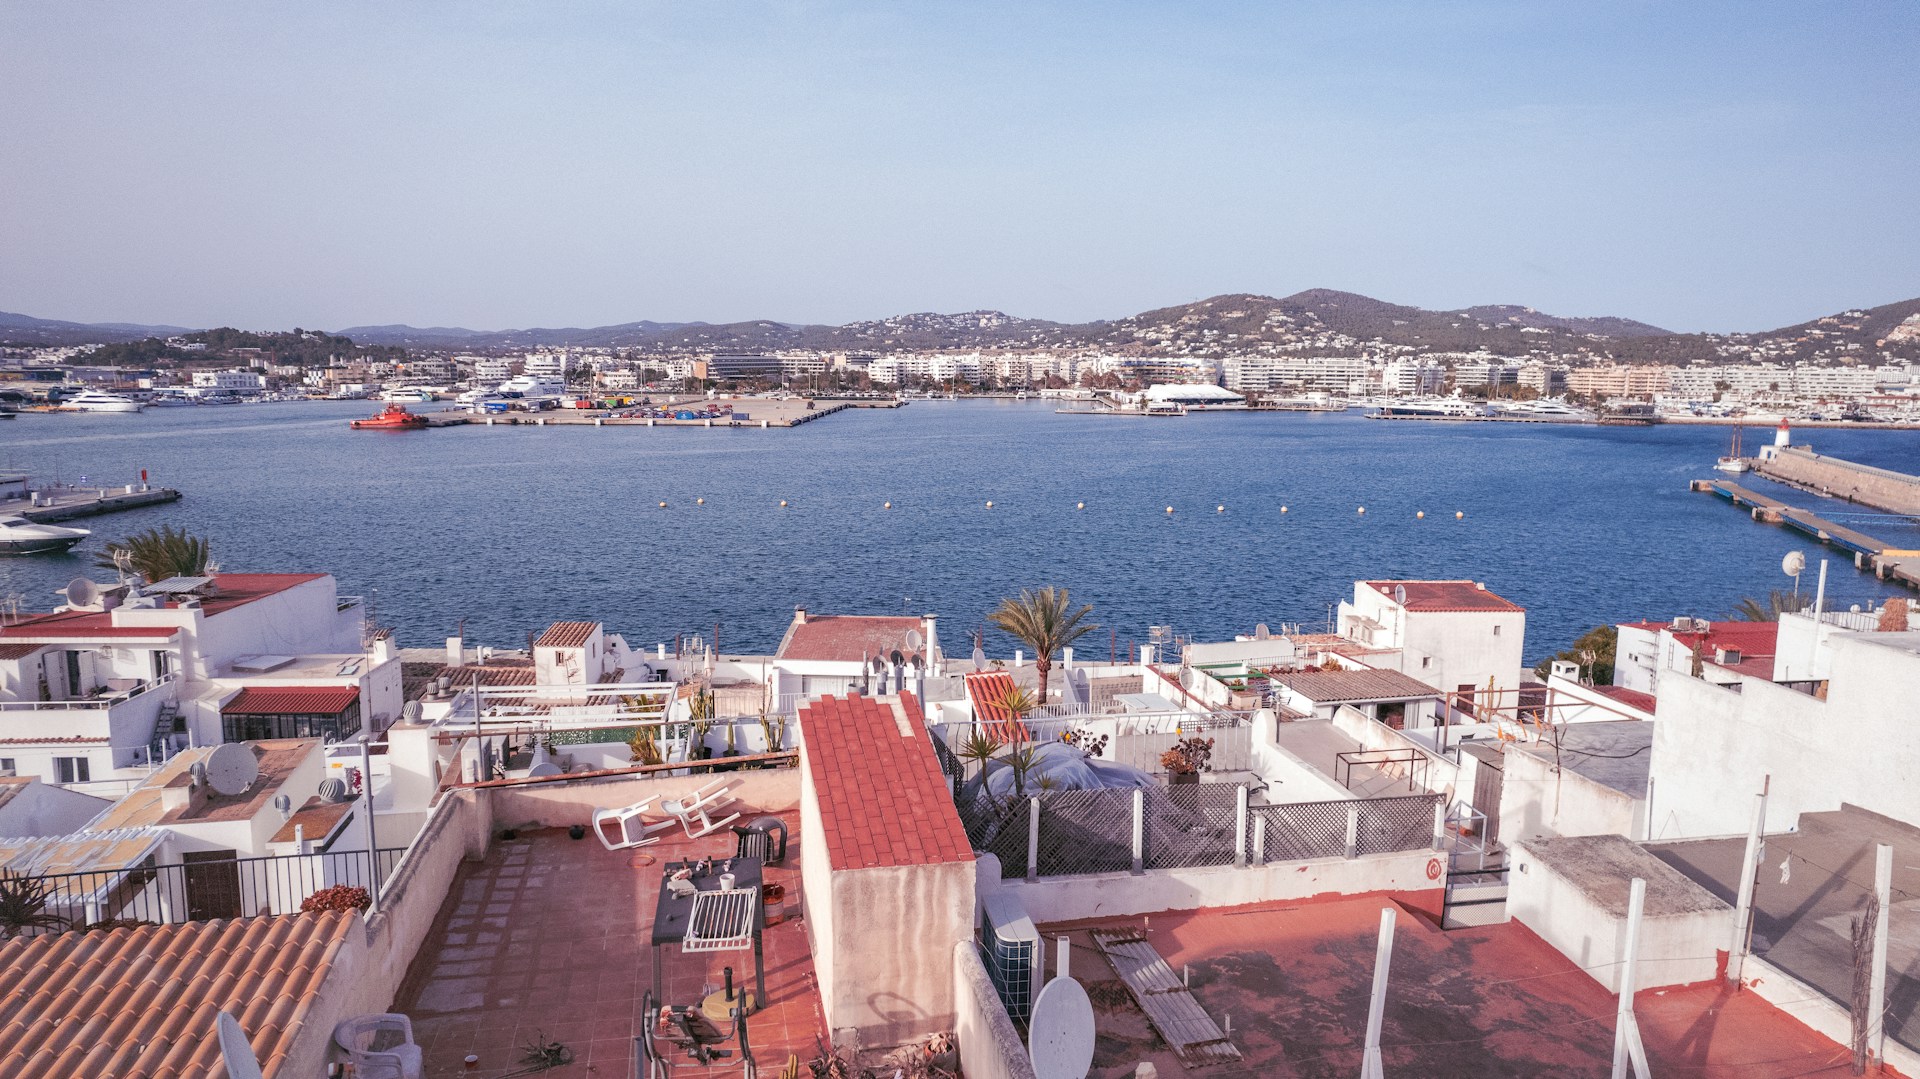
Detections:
[415, 396, 900, 431]
[1692, 478, 1920, 589]
[3, 483, 183, 523]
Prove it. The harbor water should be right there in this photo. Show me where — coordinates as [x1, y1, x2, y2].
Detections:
[2, 400, 1917, 661]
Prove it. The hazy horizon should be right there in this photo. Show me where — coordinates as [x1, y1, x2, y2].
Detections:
[3, 2, 1916, 336]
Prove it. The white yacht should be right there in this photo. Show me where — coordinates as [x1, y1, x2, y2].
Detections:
[58, 390, 145, 413]
[379, 387, 435, 403]
[147, 391, 196, 407]
[495, 375, 568, 400]
[1491, 398, 1596, 422]
[0, 515, 90, 555]
[1374, 396, 1489, 419]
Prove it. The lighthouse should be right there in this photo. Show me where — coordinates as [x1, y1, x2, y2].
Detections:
[1775, 418, 1791, 448]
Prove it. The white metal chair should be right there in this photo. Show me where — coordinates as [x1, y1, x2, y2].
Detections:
[593, 795, 674, 851]
[662, 779, 741, 839]
[333, 1013, 424, 1079]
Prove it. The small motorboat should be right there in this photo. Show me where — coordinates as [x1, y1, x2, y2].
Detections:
[0, 515, 90, 555]
[350, 403, 431, 430]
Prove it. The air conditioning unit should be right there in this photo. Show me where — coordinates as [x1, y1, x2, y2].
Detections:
[1671, 617, 1694, 633]
[980, 892, 1041, 1021]
[1716, 647, 1743, 665]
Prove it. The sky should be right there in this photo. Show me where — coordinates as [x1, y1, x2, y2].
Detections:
[2, 2, 1916, 334]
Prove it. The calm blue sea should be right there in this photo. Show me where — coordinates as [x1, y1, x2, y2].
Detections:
[2, 401, 1916, 662]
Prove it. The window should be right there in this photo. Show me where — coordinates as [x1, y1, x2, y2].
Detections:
[0, 758, 13, 776]
[1493, 625, 1503, 637]
[54, 756, 91, 784]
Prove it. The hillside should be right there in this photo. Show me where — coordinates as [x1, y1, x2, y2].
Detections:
[0, 310, 194, 345]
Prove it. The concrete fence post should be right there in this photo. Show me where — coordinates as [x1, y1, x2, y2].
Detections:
[1253, 816, 1267, 865]
[1431, 800, 1447, 851]
[1027, 797, 1041, 882]
[1131, 788, 1145, 874]
[1234, 785, 1249, 867]
[1345, 805, 1359, 860]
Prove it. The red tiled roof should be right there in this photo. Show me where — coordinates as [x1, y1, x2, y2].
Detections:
[1364, 580, 1525, 613]
[439, 662, 537, 687]
[197, 573, 329, 617]
[0, 911, 355, 1078]
[776, 614, 927, 663]
[0, 643, 45, 660]
[798, 692, 973, 871]
[0, 607, 180, 642]
[1590, 684, 1657, 715]
[964, 671, 1030, 744]
[534, 621, 598, 648]
[223, 686, 360, 715]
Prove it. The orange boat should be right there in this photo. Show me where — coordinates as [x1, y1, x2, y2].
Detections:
[350, 403, 430, 430]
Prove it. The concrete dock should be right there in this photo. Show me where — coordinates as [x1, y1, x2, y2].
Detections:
[1693, 478, 1920, 588]
[4, 484, 183, 523]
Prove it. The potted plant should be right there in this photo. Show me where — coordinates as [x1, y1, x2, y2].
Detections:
[1160, 736, 1215, 785]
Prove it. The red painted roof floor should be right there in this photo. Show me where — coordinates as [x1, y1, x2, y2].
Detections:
[1042, 896, 1888, 1079]
[394, 814, 825, 1078]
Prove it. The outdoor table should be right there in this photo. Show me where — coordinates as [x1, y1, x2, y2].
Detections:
[651, 856, 766, 1011]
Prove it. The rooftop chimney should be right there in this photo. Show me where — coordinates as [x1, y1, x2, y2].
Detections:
[793, 606, 808, 625]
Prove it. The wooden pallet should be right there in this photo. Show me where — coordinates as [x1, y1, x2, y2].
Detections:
[1092, 929, 1242, 1068]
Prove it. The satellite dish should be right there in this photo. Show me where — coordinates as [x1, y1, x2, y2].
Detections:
[904, 629, 925, 650]
[64, 577, 99, 608]
[1782, 551, 1807, 577]
[1254, 623, 1270, 640]
[1028, 976, 1095, 1079]
[272, 793, 293, 820]
[1393, 585, 1408, 605]
[204, 743, 260, 796]
[216, 1011, 265, 1079]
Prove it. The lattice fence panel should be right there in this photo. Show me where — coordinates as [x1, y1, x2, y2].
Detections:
[1248, 800, 1349, 863]
[959, 795, 1028, 875]
[1033, 788, 1136, 877]
[1141, 785, 1240, 870]
[1356, 794, 1442, 855]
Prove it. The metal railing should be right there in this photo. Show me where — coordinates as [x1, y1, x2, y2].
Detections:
[1334, 748, 1430, 794]
[11, 847, 407, 932]
[0, 674, 174, 712]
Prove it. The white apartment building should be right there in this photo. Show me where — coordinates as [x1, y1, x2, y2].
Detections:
[0, 574, 399, 795]
[1382, 358, 1445, 395]
[1222, 355, 1368, 393]
[868, 353, 984, 385]
[1666, 363, 1883, 399]
[523, 352, 570, 378]
[1566, 363, 1673, 398]
[188, 370, 267, 395]
[1453, 360, 1520, 390]
[1336, 579, 1528, 715]
[471, 356, 514, 383]
[1518, 362, 1569, 396]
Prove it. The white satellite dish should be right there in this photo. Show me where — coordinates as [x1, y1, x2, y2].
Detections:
[216, 1011, 265, 1079]
[204, 743, 260, 796]
[1028, 976, 1095, 1079]
[64, 577, 99, 609]
[1392, 585, 1408, 606]
[905, 628, 925, 650]
[1782, 551, 1807, 578]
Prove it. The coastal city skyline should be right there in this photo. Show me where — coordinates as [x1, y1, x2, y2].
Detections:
[7, 5, 1920, 1078]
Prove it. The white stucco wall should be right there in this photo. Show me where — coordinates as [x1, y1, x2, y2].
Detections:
[998, 848, 1445, 924]
[1498, 746, 1644, 844]
[1507, 842, 1731, 993]
[952, 940, 1039, 1079]
[1647, 631, 1920, 839]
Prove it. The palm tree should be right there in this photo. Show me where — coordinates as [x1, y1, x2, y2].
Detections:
[1729, 589, 1803, 622]
[95, 525, 211, 582]
[986, 586, 1098, 704]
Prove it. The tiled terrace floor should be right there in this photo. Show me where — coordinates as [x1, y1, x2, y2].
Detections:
[395, 812, 824, 1078]
[1047, 897, 1870, 1078]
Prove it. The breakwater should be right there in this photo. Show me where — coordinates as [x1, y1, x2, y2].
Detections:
[1755, 446, 1920, 516]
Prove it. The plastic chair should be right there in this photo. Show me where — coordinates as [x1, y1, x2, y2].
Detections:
[333, 1013, 424, 1079]
[733, 816, 788, 866]
[663, 780, 740, 839]
[593, 795, 673, 851]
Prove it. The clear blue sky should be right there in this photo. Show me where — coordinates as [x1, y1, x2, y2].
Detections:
[2, 2, 1915, 333]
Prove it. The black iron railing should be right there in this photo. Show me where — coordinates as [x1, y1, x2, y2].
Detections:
[11, 847, 408, 932]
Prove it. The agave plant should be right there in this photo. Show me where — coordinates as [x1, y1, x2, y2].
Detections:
[95, 524, 211, 583]
[0, 870, 68, 939]
[956, 730, 1004, 779]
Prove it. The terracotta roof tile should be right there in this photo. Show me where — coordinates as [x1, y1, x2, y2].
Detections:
[221, 685, 360, 715]
[1364, 580, 1525, 613]
[534, 621, 598, 648]
[798, 693, 972, 872]
[963, 671, 1029, 743]
[0, 912, 354, 1078]
[776, 614, 928, 663]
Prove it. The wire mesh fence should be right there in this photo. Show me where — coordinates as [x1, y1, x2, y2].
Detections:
[1355, 793, 1443, 855]
[1248, 799, 1350, 862]
[1142, 785, 1242, 870]
[1033, 788, 1136, 876]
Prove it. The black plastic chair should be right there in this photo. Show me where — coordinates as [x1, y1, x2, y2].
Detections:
[733, 816, 788, 865]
